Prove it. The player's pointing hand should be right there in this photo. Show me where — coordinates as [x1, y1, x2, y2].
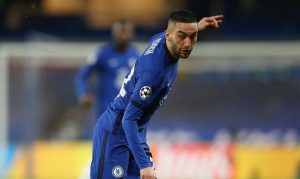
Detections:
[198, 15, 224, 31]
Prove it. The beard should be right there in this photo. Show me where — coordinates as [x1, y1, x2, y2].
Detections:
[169, 39, 192, 59]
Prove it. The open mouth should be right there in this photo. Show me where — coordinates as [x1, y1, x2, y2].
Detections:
[181, 49, 191, 56]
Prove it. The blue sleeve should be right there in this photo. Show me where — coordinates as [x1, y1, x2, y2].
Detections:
[122, 71, 162, 169]
[75, 50, 103, 98]
[149, 32, 164, 43]
[122, 103, 151, 169]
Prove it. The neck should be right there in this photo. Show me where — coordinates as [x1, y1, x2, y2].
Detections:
[117, 46, 126, 52]
[115, 43, 127, 53]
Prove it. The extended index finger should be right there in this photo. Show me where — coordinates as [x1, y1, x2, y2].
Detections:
[211, 15, 224, 20]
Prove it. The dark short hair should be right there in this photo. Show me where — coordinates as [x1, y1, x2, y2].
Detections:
[168, 9, 197, 24]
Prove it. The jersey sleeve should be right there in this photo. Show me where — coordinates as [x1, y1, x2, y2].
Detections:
[75, 49, 104, 98]
[130, 70, 163, 107]
[121, 71, 162, 169]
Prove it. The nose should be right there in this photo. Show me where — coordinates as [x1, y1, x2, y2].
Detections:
[183, 38, 192, 48]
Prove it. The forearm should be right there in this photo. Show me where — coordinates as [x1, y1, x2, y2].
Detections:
[122, 118, 152, 169]
[198, 24, 206, 32]
[75, 66, 93, 97]
[198, 15, 223, 32]
[75, 77, 88, 97]
[122, 102, 152, 169]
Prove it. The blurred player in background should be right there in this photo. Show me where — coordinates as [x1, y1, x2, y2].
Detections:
[90, 10, 223, 179]
[75, 20, 139, 128]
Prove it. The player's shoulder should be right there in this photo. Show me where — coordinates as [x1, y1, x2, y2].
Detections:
[92, 43, 111, 57]
[136, 67, 163, 87]
[135, 32, 166, 74]
[143, 32, 165, 56]
[149, 32, 165, 43]
[135, 59, 164, 83]
[100, 43, 115, 53]
[86, 43, 113, 65]
[139, 32, 166, 62]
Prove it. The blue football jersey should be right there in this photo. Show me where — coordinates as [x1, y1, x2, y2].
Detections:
[76, 43, 139, 117]
[102, 32, 179, 169]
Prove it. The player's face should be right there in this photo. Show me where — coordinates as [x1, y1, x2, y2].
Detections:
[167, 22, 198, 59]
[113, 26, 134, 47]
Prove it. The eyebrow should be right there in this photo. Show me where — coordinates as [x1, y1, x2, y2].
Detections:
[177, 31, 198, 35]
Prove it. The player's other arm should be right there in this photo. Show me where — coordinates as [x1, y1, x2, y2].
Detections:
[197, 15, 223, 31]
[122, 72, 159, 178]
[122, 103, 156, 178]
[75, 52, 100, 106]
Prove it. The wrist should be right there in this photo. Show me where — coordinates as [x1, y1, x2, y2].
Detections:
[198, 24, 206, 31]
[139, 162, 152, 170]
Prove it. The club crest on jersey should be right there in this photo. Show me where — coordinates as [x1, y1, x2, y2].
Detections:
[140, 86, 152, 100]
[112, 166, 124, 178]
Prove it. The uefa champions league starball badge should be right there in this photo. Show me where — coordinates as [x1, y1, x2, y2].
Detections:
[140, 86, 152, 100]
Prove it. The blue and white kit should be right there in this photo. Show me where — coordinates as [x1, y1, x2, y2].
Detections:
[91, 32, 179, 179]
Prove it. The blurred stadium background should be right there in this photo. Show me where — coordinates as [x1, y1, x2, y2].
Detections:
[1, 0, 300, 178]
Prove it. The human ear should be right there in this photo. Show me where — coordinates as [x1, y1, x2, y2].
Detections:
[165, 30, 171, 41]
